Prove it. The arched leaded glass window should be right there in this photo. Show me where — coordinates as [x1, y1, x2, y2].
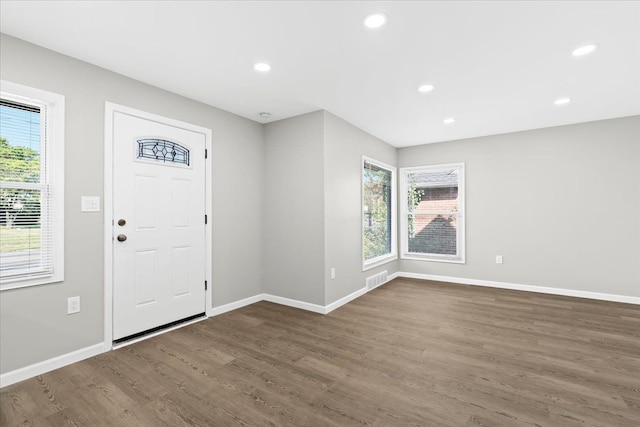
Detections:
[137, 138, 190, 166]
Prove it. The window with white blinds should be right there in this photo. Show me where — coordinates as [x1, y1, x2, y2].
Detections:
[0, 81, 64, 289]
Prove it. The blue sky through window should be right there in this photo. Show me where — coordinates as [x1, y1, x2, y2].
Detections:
[0, 104, 41, 152]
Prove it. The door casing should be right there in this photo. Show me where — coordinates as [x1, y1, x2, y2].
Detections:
[104, 102, 213, 351]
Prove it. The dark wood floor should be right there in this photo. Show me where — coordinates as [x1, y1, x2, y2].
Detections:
[2, 278, 639, 426]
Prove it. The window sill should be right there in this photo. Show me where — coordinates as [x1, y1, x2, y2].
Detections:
[363, 254, 398, 271]
[0, 274, 63, 291]
[401, 254, 465, 264]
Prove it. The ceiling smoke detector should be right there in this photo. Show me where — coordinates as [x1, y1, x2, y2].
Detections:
[259, 112, 271, 119]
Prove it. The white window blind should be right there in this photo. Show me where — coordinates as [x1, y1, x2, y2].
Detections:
[0, 81, 64, 289]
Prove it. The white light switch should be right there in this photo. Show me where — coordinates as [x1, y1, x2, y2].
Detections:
[81, 196, 100, 212]
[496, 255, 503, 264]
[330, 268, 336, 279]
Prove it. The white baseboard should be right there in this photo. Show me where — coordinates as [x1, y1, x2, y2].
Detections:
[0, 343, 104, 389]
[1, 272, 401, 388]
[325, 286, 368, 314]
[263, 272, 400, 315]
[209, 294, 264, 316]
[262, 293, 326, 314]
[397, 272, 640, 305]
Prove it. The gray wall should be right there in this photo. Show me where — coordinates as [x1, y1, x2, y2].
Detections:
[262, 111, 399, 307]
[2, 32, 638, 378]
[398, 116, 640, 298]
[263, 111, 326, 305]
[0, 34, 264, 374]
[323, 112, 398, 304]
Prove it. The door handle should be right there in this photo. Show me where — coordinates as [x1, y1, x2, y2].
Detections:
[117, 234, 127, 242]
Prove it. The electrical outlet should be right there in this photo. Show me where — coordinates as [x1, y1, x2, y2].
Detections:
[67, 296, 80, 314]
[496, 255, 503, 264]
[330, 267, 336, 279]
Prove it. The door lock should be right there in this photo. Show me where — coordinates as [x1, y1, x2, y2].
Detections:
[117, 219, 126, 226]
[116, 234, 127, 242]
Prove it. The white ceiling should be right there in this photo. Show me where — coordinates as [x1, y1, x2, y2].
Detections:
[1, 1, 639, 147]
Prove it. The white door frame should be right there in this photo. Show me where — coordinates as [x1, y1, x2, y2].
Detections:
[103, 102, 213, 352]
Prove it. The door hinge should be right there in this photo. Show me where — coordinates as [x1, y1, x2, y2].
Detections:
[205, 280, 208, 291]
[205, 148, 208, 159]
[205, 214, 208, 224]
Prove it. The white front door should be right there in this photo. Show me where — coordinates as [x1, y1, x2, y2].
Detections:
[112, 111, 206, 341]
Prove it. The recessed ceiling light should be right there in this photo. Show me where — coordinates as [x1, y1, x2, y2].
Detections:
[254, 62, 271, 72]
[443, 118, 455, 124]
[259, 112, 271, 119]
[364, 13, 387, 29]
[417, 84, 435, 93]
[554, 97, 572, 106]
[572, 44, 598, 57]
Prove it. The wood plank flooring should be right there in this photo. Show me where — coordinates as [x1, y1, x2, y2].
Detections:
[1, 278, 639, 426]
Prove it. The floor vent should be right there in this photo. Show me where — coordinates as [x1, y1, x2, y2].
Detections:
[366, 270, 388, 290]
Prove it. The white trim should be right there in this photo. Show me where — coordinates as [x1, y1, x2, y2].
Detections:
[104, 104, 114, 352]
[0, 80, 65, 290]
[209, 283, 397, 317]
[396, 272, 640, 305]
[362, 156, 397, 270]
[103, 102, 213, 351]
[362, 253, 398, 271]
[204, 125, 213, 317]
[401, 255, 465, 264]
[399, 162, 465, 264]
[209, 294, 265, 316]
[0, 343, 103, 388]
[112, 315, 207, 350]
[325, 286, 368, 313]
[2, 273, 403, 386]
[263, 293, 326, 314]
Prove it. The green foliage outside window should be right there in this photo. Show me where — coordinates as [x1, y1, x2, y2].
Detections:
[0, 136, 41, 230]
[407, 175, 424, 238]
[363, 164, 391, 260]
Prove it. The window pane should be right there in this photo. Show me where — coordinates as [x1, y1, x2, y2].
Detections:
[363, 162, 392, 260]
[1, 100, 45, 278]
[0, 101, 41, 183]
[414, 187, 458, 212]
[405, 166, 462, 259]
[408, 213, 458, 255]
[0, 188, 44, 275]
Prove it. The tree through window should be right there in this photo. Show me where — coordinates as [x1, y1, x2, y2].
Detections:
[0, 82, 64, 288]
[401, 163, 465, 263]
[362, 158, 396, 269]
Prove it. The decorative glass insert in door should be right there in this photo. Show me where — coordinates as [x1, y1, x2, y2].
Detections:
[137, 138, 190, 166]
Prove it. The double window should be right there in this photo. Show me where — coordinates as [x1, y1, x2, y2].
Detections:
[400, 163, 465, 263]
[362, 157, 397, 269]
[0, 81, 65, 289]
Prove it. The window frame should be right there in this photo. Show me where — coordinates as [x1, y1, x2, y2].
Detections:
[400, 162, 465, 264]
[362, 156, 397, 271]
[0, 80, 65, 290]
